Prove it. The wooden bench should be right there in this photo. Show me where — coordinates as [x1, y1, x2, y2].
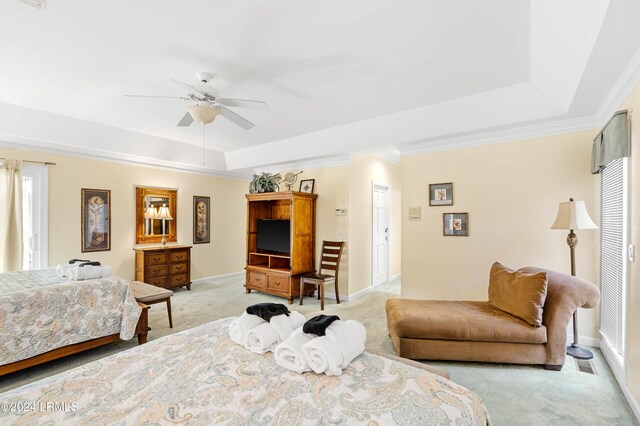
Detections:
[129, 281, 174, 328]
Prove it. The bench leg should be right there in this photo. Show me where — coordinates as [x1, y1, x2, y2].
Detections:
[300, 279, 305, 305]
[166, 298, 173, 329]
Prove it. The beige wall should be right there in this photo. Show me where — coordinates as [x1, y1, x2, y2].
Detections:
[0, 146, 248, 280]
[280, 155, 401, 297]
[348, 156, 402, 295]
[401, 131, 600, 339]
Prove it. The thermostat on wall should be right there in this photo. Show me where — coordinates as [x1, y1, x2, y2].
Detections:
[409, 206, 421, 221]
[334, 208, 347, 216]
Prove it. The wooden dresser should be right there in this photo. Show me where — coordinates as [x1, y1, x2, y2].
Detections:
[134, 245, 192, 290]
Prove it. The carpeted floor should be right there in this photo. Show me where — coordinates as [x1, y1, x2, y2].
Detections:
[1, 275, 637, 425]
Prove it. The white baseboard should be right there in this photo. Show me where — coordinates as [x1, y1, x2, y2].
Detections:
[389, 273, 401, 281]
[324, 285, 372, 302]
[566, 334, 601, 348]
[192, 271, 244, 284]
[600, 339, 640, 423]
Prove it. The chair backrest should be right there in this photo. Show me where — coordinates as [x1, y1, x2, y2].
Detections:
[319, 240, 345, 279]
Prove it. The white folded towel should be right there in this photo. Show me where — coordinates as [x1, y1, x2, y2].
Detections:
[302, 336, 345, 376]
[245, 322, 281, 354]
[228, 312, 265, 345]
[325, 320, 367, 368]
[302, 320, 367, 376]
[274, 327, 315, 373]
[270, 311, 305, 341]
[68, 265, 113, 281]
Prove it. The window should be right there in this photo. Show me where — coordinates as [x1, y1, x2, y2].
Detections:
[21, 164, 48, 270]
[599, 157, 628, 365]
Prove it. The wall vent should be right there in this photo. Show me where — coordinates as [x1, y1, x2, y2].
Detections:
[575, 359, 597, 375]
[19, 0, 47, 10]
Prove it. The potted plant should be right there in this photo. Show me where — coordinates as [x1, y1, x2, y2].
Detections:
[249, 173, 282, 193]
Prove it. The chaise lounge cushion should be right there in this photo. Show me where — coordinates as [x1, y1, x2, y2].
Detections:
[386, 299, 547, 344]
[488, 262, 548, 327]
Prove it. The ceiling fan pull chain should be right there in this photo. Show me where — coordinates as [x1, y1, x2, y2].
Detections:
[202, 123, 206, 166]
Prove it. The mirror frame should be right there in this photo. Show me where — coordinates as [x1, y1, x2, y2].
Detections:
[135, 186, 178, 244]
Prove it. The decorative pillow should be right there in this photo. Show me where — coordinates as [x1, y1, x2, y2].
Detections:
[488, 262, 548, 327]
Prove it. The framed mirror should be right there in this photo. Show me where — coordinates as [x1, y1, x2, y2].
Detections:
[135, 186, 177, 244]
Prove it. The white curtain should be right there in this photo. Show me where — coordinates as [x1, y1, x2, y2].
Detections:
[0, 159, 23, 272]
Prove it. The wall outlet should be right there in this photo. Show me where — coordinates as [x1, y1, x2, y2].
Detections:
[334, 208, 347, 216]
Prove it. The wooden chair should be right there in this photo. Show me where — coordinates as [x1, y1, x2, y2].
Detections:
[299, 240, 345, 310]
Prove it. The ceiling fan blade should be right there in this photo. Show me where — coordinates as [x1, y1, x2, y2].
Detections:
[218, 98, 268, 110]
[219, 106, 254, 130]
[177, 112, 194, 127]
[123, 95, 189, 100]
[170, 79, 208, 96]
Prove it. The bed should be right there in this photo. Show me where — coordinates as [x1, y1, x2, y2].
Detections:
[0, 268, 147, 376]
[0, 317, 491, 425]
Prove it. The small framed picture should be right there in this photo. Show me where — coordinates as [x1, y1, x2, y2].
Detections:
[429, 182, 453, 206]
[193, 196, 210, 244]
[443, 212, 469, 236]
[299, 179, 315, 194]
[81, 188, 111, 252]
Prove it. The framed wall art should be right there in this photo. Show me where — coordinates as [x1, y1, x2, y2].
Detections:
[81, 188, 111, 252]
[299, 179, 315, 194]
[429, 182, 453, 206]
[193, 195, 210, 244]
[443, 212, 469, 236]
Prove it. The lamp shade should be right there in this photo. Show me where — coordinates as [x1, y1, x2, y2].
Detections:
[156, 205, 173, 221]
[187, 105, 219, 124]
[144, 206, 157, 219]
[551, 199, 598, 230]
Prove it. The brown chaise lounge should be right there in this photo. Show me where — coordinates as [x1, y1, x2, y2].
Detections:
[386, 263, 600, 371]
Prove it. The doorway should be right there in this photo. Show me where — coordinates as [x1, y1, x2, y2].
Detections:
[372, 181, 389, 286]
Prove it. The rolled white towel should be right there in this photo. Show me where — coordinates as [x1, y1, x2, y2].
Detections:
[274, 327, 315, 373]
[229, 312, 265, 345]
[56, 261, 85, 277]
[100, 265, 113, 277]
[302, 336, 344, 376]
[270, 310, 305, 341]
[68, 265, 113, 281]
[325, 320, 367, 369]
[245, 322, 280, 354]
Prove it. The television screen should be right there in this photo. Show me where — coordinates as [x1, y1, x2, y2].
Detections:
[256, 219, 291, 254]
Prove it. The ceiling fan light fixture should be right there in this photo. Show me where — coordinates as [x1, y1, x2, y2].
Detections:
[187, 105, 219, 124]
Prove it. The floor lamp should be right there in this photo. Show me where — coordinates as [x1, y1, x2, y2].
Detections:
[551, 198, 598, 359]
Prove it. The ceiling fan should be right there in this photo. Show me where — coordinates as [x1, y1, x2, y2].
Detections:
[124, 72, 268, 130]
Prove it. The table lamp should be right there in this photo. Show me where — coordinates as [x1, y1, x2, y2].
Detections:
[551, 197, 598, 359]
[144, 206, 157, 235]
[156, 204, 173, 246]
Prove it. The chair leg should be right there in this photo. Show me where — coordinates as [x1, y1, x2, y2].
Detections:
[300, 280, 305, 305]
[166, 298, 173, 328]
[320, 282, 325, 310]
[334, 279, 340, 304]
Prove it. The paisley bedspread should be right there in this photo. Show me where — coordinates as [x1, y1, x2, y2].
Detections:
[0, 268, 141, 366]
[0, 317, 490, 425]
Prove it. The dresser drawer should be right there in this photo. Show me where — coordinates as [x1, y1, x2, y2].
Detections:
[268, 275, 290, 292]
[146, 265, 167, 278]
[146, 276, 168, 287]
[170, 273, 189, 287]
[146, 252, 167, 266]
[170, 250, 189, 263]
[248, 271, 267, 289]
[170, 262, 188, 275]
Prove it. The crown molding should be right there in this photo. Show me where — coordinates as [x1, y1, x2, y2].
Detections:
[398, 114, 599, 157]
[596, 46, 640, 124]
[373, 150, 401, 165]
[252, 155, 353, 174]
[0, 136, 252, 180]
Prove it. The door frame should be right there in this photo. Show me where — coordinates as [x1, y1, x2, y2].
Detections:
[371, 180, 390, 287]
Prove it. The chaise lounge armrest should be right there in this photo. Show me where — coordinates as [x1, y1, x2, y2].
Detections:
[520, 267, 600, 366]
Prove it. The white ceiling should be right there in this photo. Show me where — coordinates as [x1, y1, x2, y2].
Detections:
[0, 0, 639, 175]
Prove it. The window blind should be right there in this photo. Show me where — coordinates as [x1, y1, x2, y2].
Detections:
[599, 157, 627, 358]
